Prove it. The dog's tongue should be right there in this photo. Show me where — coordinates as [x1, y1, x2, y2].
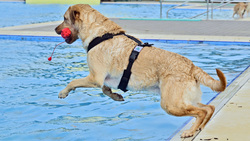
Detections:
[47, 28, 72, 61]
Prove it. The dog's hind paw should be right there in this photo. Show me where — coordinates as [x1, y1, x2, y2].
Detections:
[181, 130, 195, 138]
[58, 89, 69, 99]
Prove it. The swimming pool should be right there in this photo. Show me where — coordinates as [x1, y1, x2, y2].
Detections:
[0, 38, 249, 140]
[1, 1, 249, 140]
[0, 2, 234, 28]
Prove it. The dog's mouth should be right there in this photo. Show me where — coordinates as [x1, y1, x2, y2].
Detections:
[64, 34, 78, 44]
[65, 36, 72, 44]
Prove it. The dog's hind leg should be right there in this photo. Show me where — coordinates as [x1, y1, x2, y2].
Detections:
[161, 100, 207, 138]
[197, 103, 215, 130]
[160, 77, 207, 138]
[59, 75, 100, 99]
[102, 85, 124, 101]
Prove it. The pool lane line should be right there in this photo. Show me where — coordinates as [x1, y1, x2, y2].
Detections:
[120, 18, 202, 21]
[168, 65, 250, 141]
[1, 34, 250, 46]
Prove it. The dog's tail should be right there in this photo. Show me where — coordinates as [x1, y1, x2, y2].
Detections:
[193, 66, 227, 92]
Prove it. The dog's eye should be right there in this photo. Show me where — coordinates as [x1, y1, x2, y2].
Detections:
[64, 17, 67, 21]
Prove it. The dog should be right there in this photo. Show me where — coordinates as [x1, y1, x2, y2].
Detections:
[233, 2, 247, 18]
[55, 4, 227, 138]
[245, 3, 250, 17]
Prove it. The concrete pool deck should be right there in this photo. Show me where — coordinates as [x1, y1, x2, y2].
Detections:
[0, 17, 250, 141]
[1, 18, 250, 42]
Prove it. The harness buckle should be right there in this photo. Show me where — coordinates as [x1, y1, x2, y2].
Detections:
[140, 42, 154, 47]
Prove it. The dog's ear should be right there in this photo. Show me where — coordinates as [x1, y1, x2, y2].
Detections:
[70, 7, 80, 24]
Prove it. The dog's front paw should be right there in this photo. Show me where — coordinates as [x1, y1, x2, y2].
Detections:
[181, 130, 195, 138]
[110, 93, 124, 101]
[58, 89, 69, 99]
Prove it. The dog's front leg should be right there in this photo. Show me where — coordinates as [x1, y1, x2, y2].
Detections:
[102, 85, 124, 101]
[59, 75, 99, 99]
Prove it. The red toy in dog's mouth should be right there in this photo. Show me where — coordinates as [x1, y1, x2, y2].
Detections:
[48, 28, 71, 61]
[61, 28, 71, 39]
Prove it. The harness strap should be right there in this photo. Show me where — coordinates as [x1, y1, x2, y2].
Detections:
[117, 35, 153, 92]
[87, 33, 153, 92]
[123, 34, 142, 45]
[87, 33, 124, 53]
[117, 46, 144, 92]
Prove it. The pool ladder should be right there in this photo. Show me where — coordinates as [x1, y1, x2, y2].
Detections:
[160, 0, 210, 19]
[166, 1, 189, 18]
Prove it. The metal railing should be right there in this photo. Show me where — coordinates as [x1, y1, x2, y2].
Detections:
[190, 0, 231, 19]
[191, 0, 250, 19]
[160, 0, 250, 20]
[166, 1, 189, 18]
[160, 0, 211, 19]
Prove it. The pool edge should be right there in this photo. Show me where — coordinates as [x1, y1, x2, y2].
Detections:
[1, 34, 250, 46]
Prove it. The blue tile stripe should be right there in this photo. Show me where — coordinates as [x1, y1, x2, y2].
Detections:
[0, 34, 64, 42]
[1, 34, 250, 46]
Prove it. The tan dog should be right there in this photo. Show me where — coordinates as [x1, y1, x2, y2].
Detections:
[245, 3, 250, 17]
[233, 2, 247, 18]
[55, 4, 227, 138]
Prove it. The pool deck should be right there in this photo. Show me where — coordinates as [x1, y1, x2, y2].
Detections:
[0, 6, 250, 141]
[1, 18, 250, 43]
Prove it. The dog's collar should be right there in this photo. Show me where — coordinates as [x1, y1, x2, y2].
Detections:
[87, 33, 124, 53]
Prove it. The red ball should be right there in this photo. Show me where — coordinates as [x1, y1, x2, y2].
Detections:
[61, 28, 71, 39]
[48, 57, 52, 61]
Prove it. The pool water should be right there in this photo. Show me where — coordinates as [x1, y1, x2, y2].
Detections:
[0, 2, 234, 28]
[0, 39, 249, 140]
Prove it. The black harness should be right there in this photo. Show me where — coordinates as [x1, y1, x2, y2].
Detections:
[87, 33, 153, 92]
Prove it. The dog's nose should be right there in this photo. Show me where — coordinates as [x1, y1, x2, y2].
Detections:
[55, 27, 61, 35]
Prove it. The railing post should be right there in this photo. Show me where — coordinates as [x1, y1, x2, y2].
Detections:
[211, 0, 213, 19]
[160, 0, 163, 19]
[207, 0, 209, 20]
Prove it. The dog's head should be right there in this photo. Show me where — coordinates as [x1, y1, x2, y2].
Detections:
[55, 4, 85, 44]
[55, 4, 125, 47]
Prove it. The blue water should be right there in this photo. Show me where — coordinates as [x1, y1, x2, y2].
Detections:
[0, 2, 234, 27]
[0, 39, 249, 140]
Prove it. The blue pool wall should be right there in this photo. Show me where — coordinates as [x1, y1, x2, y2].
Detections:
[1, 34, 250, 46]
